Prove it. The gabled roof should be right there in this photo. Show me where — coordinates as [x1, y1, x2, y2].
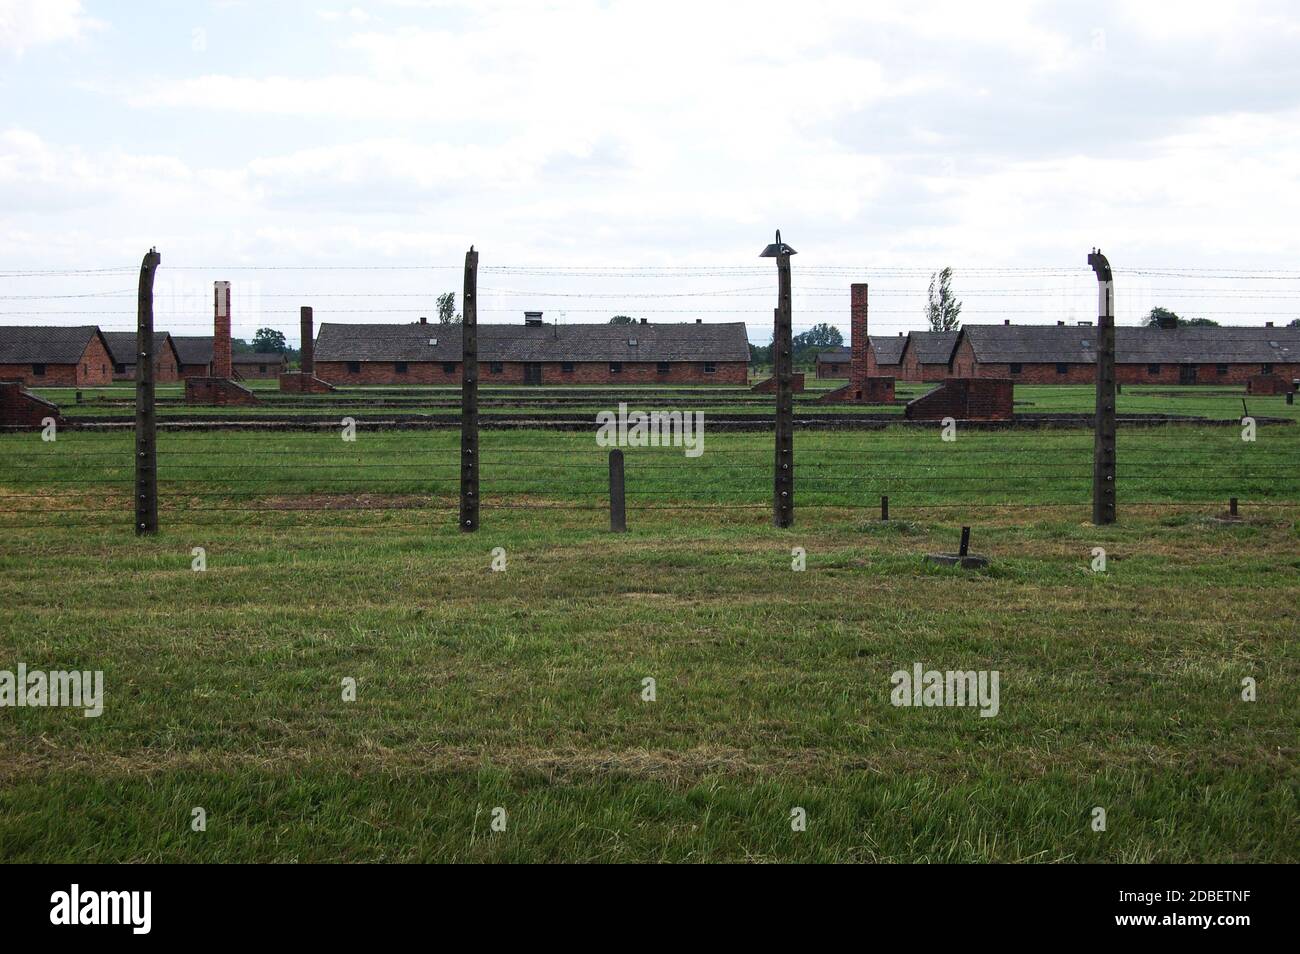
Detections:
[314, 321, 752, 364]
[901, 330, 961, 365]
[101, 331, 179, 366]
[233, 352, 287, 365]
[956, 324, 1300, 365]
[816, 347, 850, 363]
[171, 336, 214, 365]
[870, 335, 906, 365]
[0, 325, 107, 364]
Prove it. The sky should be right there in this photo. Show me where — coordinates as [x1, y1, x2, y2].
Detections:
[2, 0, 1300, 345]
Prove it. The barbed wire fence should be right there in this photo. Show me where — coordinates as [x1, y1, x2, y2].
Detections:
[0, 252, 1297, 539]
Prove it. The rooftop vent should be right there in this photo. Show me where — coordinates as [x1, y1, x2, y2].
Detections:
[419, 316, 427, 324]
[628, 337, 638, 346]
[524, 311, 544, 327]
[429, 338, 438, 346]
[1078, 321, 1093, 327]
[640, 317, 647, 324]
[1003, 319, 1011, 325]
[696, 318, 702, 324]
[1057, 320, 1065, 326]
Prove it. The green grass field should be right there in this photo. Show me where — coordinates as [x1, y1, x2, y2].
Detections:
[30, 381, 1300, 422]
[1, 419, 1297, 862]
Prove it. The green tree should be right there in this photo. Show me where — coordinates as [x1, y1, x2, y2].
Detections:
[251, 327, 288, 353]
[610, 315, 635, 324]
[925, 267, 962, 331]
[1144, 307, 1218, 328]
[437, 292, 461, 325]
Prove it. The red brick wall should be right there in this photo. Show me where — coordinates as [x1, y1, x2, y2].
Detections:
[0, 363, 75, 386]
[1247, 373, 1294, 395]
[849, 283, 868, 388]
[954, 332, 1300, 385]
[185, 377, 260, 406]
[898, 348, 950, 382]
[816, 360, 849, 378]
[3, 337, 113, 386]
[905, 378, 1013, 421]
[820, 376, 895, 404]
[112, 353, 180, 383]
[0, 381, 60, 426]
[752, 372, 805, 393]
[279, 372, 335, 393]
[234, 362, 282, 379]
[315, 360, 748, 386]
[178, 363, 212, 379]
[213, 282, 232, 379]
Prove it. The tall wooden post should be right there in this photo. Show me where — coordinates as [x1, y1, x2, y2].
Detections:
[762, 231, 796, 528]
[460, 247, 479, 532]
[1089, 249, 1116, 525]
[134, 247, 161, 535]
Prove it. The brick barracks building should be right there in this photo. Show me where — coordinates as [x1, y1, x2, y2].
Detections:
[947, 323, 1300, 386]
[102, 331, 182, 383]
[816, 335, 905, 378]
[313, 314, 751, 386]
[0, 325, 114, 387]
[898, 330, 960, 382]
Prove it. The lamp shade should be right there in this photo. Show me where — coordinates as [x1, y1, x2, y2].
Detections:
[759, 229, 797, 257]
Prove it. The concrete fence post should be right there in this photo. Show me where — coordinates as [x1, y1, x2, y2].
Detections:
[135, 247, 161, 535]
[1088, 249, 1117, 525]
[460, 246, 479, 532]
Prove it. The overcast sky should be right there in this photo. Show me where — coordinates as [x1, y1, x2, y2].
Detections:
[2, 0, 1299, 344]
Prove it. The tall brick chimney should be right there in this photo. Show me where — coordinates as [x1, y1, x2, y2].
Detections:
[213, 281, 232, 379]
[300, 306, 314, 376]
[849, 283, 868, 389]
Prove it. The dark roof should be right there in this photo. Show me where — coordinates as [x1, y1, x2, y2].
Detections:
[171, 336, 214, 365]
[101, 331, 178, 365]
[314, 321, 751, 364]
[817, 347, 850, 363]
[0, 325, 105, 364]
[905, 330, 961, 364]
[957, 324, 1300, 365]
[870, 335, 906, 365]
[234, 352, 287, 365]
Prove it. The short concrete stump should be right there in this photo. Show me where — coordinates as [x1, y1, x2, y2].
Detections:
[924, 553, 990, 569]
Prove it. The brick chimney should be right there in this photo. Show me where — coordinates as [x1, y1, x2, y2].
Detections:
[213, 281, 232, 378]
[849, 283, 868, 389]
[300, 306, 314, 376]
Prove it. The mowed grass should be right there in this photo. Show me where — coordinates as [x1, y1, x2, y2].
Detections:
[32, 381, 1300, 423]
[0, 425, 1297, 862]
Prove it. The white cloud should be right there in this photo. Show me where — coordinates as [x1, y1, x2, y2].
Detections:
[0, 0, 100, 55]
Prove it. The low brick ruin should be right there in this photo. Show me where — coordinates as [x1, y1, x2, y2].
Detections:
[186, 280, 260, 406]
[905, 378, 1013, 421]
[278, 305, 334, 393]
[1246, 373, 1294, 395]
[0, 380, 61, 427]
[751, 371, 805, 394]
[820, 283, 896, 404]
[184, 377, 261, 406]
